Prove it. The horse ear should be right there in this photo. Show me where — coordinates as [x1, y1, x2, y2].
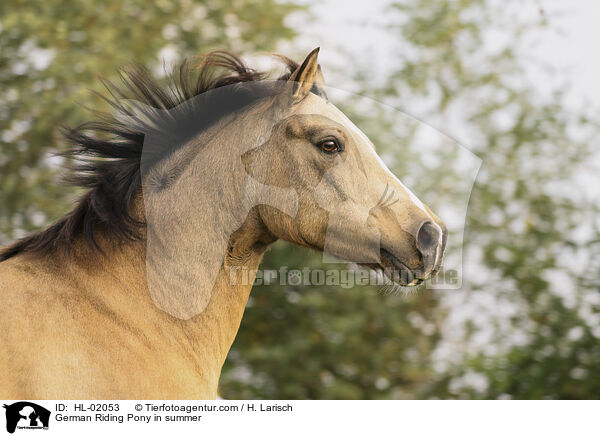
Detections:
[316, 64, 326, 89]
[288, 47, 320, 104]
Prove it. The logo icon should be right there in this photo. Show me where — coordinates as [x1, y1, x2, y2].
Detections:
[3, 402, 50, 434]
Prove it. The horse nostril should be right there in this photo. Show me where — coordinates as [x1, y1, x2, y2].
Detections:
[416, 221, 441, 255]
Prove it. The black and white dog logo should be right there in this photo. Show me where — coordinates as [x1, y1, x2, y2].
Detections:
[3, 402, 50, 433]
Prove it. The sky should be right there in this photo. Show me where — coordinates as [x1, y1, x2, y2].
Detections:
[285, 0, 600, 110]
[532, 0, 600, 109]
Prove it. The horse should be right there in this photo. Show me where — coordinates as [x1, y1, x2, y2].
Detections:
[0, 48, 446, 398]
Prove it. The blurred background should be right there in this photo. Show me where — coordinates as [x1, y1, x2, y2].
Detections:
[1, 0, 599, 399]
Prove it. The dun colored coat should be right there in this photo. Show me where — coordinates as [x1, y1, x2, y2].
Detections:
[0, 49, 446, 398]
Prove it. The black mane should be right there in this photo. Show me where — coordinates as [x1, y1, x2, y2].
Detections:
[0, 51, 307, 261]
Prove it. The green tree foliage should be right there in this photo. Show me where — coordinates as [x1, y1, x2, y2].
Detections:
[222, 242, 445, 399]
[0, 0, 301, 243]
[383, 0, 600, 399]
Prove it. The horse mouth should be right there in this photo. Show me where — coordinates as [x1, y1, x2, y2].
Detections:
[361, 249, 424, 287]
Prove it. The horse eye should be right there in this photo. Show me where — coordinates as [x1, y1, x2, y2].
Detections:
[319, 139, 340, 153]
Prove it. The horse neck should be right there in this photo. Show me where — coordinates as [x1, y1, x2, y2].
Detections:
[64, 206, 271, 397]
[90, 110, 275, 394]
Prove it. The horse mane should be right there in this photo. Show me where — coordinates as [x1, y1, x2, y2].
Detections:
[0, 50, 320, 262]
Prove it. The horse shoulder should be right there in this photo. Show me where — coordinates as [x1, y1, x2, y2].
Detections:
[0, 255, 94, 397]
